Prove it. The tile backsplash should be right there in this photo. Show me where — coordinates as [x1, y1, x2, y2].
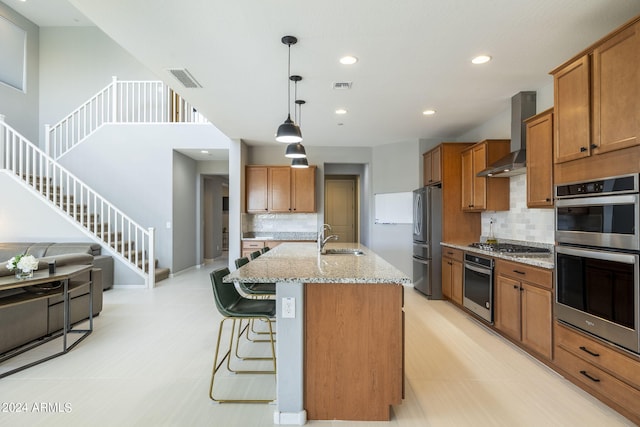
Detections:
[480, 174, 555, 244]
[243, 213, 318, 234]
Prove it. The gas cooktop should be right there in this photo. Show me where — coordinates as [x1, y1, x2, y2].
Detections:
[469, 242, 551, 255]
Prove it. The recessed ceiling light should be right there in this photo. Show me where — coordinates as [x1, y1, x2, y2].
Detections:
[335, 108, 348, 115]
[422, 109, 436, 116]
[200, 150, 209, 154]
[471, 55, 492, 65]
[339, 56, 358, 65]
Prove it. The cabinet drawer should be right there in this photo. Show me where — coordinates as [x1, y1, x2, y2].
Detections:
[495, 259, 552, 290]
[442, 247, 463, 262]
[555, 323, 640, 389]
[555, 346, 640, 416]
[242, 241, 265, 249]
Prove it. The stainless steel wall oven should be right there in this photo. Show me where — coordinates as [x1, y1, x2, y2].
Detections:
[463, 253, 494, 324]
[555, 174, 640, 354]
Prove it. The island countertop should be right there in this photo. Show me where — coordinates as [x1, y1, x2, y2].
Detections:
[225, 242, 411, 284]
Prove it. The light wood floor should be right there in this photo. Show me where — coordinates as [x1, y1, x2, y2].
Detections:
[0, 255, 635, 426]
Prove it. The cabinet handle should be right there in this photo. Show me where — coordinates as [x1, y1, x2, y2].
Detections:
[579, 370, 601, 383]
[580, 146, 587, 152]
[590, 144, 598, 149]
[579, 346, 600, 357]
[545, 198, 551, 202]
[513, 270, 526, 275]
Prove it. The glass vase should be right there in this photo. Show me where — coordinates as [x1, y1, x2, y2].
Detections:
[15, 269, 33, 280]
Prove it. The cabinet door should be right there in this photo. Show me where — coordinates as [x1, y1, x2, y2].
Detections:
[423, 151, 433, 186]
[494, 274, 521, 341]
[268, 167, 292, 212]
[592, 22, 640, 155]
[460, 149, 474, 210]
[441, 258, 452, 299]
[291, 166, 316, 212]
[526, 110, 554, 208]
[246, 166, 269, 213]
[424, 146, 442, 186]
[451, 259, 463, 305]
[553, 55, 591, 163]
[471, 144, 487, 210]
[521, 283, 552, 359]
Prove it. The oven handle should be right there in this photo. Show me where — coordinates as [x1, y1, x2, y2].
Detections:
[465, 262, 492, 275]
[556, 245, 638, 264]
[555, 193, 638, 207]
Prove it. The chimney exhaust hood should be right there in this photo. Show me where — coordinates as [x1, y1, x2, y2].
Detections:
[477, 91, 537, 177]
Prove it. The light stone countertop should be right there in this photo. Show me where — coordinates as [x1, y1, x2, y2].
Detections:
[225, 242, 411, 284]
[441, 242, 555, 269]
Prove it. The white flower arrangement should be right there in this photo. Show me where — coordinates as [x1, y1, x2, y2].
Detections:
[7, 254, 39, 272]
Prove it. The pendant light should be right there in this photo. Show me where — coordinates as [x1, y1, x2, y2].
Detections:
[286, 77, 307, 158]
[291, 157, 309, 168]
[276, 36, 302, 143]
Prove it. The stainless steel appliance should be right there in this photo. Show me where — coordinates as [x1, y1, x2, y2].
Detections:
[463, 253, 494, 323]
[412, 186, 443, 299]
[555, 173, 640, 354]
[468, 242, 550, 255]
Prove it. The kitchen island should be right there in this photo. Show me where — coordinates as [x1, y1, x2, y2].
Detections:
[225, 242, 410, 425]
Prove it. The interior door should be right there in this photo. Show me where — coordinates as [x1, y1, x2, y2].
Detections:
[325, 177, 357, 243]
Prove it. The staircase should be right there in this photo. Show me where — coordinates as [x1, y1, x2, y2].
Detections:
[1, 78, 206, 287]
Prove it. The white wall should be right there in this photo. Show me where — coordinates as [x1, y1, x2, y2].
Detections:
[57, 123, 231, 273]
[0, 4, 39, 142]
[371, 140, 421, 276]
[38, 26, 157, 145]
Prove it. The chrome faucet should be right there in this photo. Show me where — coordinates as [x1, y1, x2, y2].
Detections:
[318, 224, 338, 254]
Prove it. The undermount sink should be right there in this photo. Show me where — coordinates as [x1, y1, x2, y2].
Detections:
[323, 248, 365, 256]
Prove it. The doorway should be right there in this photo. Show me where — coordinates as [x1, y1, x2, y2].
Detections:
[324, 175, 359, 243]
[202, 175, 229, 261]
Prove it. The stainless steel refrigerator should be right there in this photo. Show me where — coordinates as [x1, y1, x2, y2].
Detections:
[412, 186, 443, 299]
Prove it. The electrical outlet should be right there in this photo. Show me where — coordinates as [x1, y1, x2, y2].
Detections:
[282, 297, 295, 319]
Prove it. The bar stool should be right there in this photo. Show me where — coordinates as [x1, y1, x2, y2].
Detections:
[249, 250, 261, 260]
[209, 267, 276, 403]
[261, 246, 270, 254]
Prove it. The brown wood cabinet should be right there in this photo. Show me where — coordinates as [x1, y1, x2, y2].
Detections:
[424, 143, 480, 243]
[554, 322, 640, 425]
[305, 283, 404, 421]
[551, 18, 640, 184]
[441, 247, 463, 305]
[525, 108, 554, 208]
[423, 145, 442, 185]
[245, 165, 316, 213]
[460, 140, 511, 212]
[494, 259, 553, 360]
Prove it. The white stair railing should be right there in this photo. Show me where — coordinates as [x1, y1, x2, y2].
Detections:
[46, 76, 208, 159]
[1, 117, 156, 287]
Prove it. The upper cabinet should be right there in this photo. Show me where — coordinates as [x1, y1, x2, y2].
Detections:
[423, 145, 442, 186]
[460, 140, 511, 212]
[525, 108, 554, 208]
[246, 165, 316, 213]
[551, 17, 640, 184]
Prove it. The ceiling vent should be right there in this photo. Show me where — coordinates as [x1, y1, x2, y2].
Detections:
[167, 68, 202, 88]
[332, 81, 353, 90]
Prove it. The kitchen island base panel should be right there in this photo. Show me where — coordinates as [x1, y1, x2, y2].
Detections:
[304, 283, 404, 421]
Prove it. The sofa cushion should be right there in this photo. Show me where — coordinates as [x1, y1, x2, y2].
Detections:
[0, 243, 32, 262]
[43, 243, 100, 257]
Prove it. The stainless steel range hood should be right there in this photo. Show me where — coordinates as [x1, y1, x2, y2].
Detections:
[477, 91, 537, 177]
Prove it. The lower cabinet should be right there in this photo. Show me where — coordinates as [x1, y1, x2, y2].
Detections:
[441, 248, 463, 305]
[554, 321, 640, 425]
[494, 259, 553, 360]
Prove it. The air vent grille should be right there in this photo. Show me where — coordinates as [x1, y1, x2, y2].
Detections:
[167, 68, 202, 88]
[333, 82, 353, 90]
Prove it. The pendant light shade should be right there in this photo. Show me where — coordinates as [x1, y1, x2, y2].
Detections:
[276, 115, 302, 143]
[276, 36, 302, 143]
[285, 142, 306, 158]
[291, 157, 309, 168]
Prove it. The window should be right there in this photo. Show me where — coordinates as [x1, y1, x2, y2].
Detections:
[0, 16, 27, 92]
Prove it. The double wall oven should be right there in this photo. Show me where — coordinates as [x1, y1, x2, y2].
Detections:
[555, 173, 640, 354]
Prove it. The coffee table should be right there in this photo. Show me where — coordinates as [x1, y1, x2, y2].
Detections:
[0, 264, 94, 378]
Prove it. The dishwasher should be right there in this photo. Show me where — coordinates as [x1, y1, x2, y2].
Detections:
[463, 253, 494, 324]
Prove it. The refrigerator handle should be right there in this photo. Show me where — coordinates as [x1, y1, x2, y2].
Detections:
[414, 192, 422, 236]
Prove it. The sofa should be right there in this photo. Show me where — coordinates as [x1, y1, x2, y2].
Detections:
[0, 242, 112, 355]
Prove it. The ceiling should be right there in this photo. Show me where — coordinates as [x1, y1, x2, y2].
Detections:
[5, 0, 640, 151]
